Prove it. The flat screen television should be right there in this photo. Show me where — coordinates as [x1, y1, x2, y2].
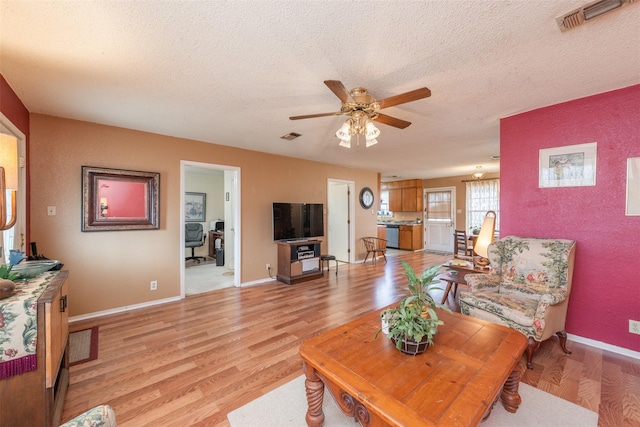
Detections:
[273, 202, 324, 241]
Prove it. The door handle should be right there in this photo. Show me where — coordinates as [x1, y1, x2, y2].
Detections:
[60, 295, 67, 312]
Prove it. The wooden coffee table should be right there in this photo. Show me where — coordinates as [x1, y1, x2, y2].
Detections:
[299, 308, 527, 426]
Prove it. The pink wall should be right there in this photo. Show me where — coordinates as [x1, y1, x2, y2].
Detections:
[0, 74, 31, 244]
[501, 85, 640, 352]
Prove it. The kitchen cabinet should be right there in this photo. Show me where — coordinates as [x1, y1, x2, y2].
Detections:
[399, 225, 423, 250]
[382, 179, 423, 212]
[388, 189, 402, 212]
[377, 225, 386, 240]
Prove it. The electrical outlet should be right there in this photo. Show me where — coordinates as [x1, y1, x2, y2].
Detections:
[266, 263, 270, 271]
[150, 280, 158, 291]
[630, 320, 640, 335]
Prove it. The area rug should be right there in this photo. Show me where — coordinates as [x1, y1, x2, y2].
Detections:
[227, 375, 598, 427]
[69, 326, 99, 366]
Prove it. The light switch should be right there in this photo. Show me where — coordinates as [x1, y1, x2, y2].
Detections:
[47, 206, 56, 216]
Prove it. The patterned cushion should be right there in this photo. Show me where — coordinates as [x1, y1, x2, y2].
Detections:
[458, 291, 538, 327]
[60, 405, 116, 427]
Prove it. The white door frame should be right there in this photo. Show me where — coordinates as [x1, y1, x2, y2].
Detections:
[0, 113, 27, 263]
[180, 160, 241, 298]
[327, 178, 355, 263]
[423, 186, 457, 253]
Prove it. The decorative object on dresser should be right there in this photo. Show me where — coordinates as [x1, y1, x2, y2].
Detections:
[0, 263, 19, 299]
[459, 236, 576, 369]
[0, 270, 69, 426]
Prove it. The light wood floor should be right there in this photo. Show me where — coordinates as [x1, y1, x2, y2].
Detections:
[63, 251, 640, 426]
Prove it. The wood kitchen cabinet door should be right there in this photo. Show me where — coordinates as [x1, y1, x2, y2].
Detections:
[388, 189, 402, 212]
[399, 226, 413, 249]
[401, 187, 417, 211]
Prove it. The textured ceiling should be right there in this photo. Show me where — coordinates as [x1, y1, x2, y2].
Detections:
[1, 1, 639, 180]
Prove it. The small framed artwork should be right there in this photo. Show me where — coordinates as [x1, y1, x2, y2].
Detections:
[539, 142, 597, 188]
[185, 192, 206, 222]
[82, 166, 160, 231]
[627, 157, 640, 216]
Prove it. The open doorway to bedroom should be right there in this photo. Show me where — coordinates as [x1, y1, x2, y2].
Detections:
[180, 161, 240, 297]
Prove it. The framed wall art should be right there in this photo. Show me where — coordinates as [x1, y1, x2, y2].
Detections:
[627, 157, 640, 216]
[82, 166, 160, 231]
[539, 142, 597, 188]
[185, 192, 206, 222]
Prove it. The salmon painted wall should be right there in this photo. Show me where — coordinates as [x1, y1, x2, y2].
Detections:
[500, 85, 640, 352]
[0, 75, 30, 243]
[28, 114, 379, 316]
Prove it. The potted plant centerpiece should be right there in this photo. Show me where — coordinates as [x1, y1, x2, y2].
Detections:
[377, 261, 452, 355]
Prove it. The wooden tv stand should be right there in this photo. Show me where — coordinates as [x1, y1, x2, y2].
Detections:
[277, 240, 322, 284]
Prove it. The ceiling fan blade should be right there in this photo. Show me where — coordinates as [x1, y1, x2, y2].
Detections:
[324, 80, 354, 104]
[289, 111, 343, 120]
[377, 87, 431, 109]
[374, 113, 412, 129]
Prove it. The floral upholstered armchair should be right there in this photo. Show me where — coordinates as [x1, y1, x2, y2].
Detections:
[459, 236, 576, 369]
[60, 405, 116, 427]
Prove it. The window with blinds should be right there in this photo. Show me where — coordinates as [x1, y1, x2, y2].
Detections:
[426, 191, 452, 222]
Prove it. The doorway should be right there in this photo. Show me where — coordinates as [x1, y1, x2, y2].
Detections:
[0, 113, 26, 264]
[180, 161, 241, 297]
[423, 187, 456, 253]
[327, 179, 355, 263]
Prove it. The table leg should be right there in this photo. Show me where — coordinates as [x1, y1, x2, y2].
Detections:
[440, 280, 454, 304]
[303, 362, 325, 427]
[501, 364, 523, 413]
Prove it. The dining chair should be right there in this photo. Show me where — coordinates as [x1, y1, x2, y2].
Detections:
[454, 230, 474, 257]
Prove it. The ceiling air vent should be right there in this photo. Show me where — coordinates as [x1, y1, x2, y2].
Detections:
[556, 0, 636, 32]
[281, 132, 302, 140]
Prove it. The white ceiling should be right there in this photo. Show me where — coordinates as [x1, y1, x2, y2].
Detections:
[1, 1, 638, 180]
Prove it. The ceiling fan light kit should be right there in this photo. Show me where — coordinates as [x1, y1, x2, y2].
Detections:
[290, 80, 431, 148]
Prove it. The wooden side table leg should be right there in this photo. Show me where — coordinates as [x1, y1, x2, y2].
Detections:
[501, 363, 523, 413]
[440, 281, 454, 304]
[303, 362, 325, 427]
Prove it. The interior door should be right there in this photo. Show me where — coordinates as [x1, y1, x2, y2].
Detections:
[423, 187, 455, 253]
[328, 181, 351, 262]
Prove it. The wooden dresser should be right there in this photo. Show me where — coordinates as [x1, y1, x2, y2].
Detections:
[0, 271, 69, 426]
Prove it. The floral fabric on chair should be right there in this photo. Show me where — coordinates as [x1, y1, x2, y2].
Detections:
[459, 236, 576, 369]
[60, 405, 116, 427]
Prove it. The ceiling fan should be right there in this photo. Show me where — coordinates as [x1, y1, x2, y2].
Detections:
[289, 80, 431, 130]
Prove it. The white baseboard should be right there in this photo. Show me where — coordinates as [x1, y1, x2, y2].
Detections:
[69, 296, 182, 323]
[240, 277, 277, 287]
[568, 333, 640, 360]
